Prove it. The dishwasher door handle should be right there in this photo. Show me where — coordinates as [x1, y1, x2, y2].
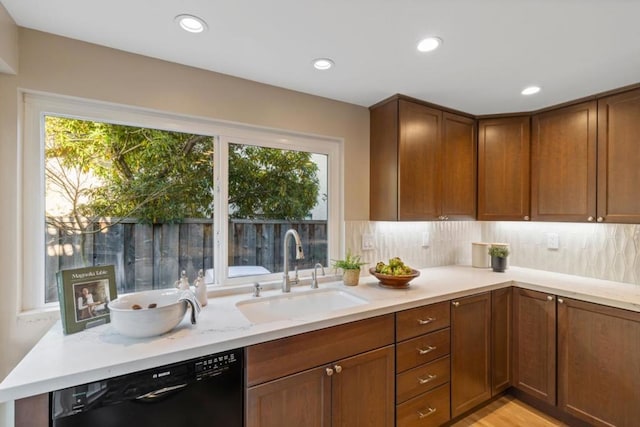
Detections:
[136, 383, 189, 401]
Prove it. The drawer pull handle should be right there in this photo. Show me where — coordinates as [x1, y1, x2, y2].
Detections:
[417, 345, 436, 355]
[418, 407, 437, 419]
[417, 317, 435, 325]
[417, 374, 437, 384]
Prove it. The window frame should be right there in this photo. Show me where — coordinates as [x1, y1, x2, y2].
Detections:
[20, 91, 343, 311]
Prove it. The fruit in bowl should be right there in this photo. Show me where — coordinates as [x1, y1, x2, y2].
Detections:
[370, 257, 420, 289]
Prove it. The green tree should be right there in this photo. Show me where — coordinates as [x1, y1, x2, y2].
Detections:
[45, 117, 320, 225]
[228, 144, 320, 219]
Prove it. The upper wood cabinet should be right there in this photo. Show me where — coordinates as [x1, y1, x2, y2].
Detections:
[478, 117, 531, 221]
[597, 88, 640, 223]
[370, 97, 476, 221]
[531, 101, 598, 222]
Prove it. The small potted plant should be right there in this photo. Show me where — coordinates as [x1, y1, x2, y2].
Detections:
[488, 246, 509, 273]
[332, 251, 366, 286]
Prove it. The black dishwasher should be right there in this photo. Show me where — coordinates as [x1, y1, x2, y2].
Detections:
[51, 348, 243, 427]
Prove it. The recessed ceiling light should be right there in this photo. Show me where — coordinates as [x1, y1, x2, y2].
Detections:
[175, 14, 207, 33]
[313, 58, 334, 70]
[521, 86, 541, 95]
[417, 37, 442, 53]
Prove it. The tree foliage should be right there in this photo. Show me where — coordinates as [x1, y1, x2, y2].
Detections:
[45, 117, 320, 225]
[228, 144, 319, 219]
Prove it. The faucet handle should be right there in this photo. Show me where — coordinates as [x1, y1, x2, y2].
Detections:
[294, 266, 299, 282]
[253, 283, 262, 297]
[311, 271, 318, 289]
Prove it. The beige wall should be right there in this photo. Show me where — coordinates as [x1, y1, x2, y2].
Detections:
[0, 2, 17, 74]
[0, 28, 370, 380]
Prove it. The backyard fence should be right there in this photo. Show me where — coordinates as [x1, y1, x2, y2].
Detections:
[45, 218, 328, 302]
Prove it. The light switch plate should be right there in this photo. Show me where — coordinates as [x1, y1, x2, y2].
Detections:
[361, 234, 375, 251]
[546, 233, 559, 250]
[422, 232, 430, 247]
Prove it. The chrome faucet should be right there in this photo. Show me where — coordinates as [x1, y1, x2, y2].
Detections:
[282, 229, 304, 292]
[311, 263, 325, 289]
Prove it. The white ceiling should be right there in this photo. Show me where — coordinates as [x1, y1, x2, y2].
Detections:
[3, 0, 640, 115]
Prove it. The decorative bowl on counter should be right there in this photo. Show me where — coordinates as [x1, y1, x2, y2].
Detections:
[108, 289, 188, 338]
[369, 267, 420, 289]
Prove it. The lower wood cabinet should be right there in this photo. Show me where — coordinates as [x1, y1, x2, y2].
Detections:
[396, 383, 451, 427]
[395, 301, 452, 426]
[491, 287, 512, 396]
[450, 292, 491, 417]
[246, 314, 395, 427]
[513, 288, 557, 405]
[558, 297, 640, 426]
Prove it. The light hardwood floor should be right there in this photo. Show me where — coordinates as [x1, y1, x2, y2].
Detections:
[452, 395, 567, 427]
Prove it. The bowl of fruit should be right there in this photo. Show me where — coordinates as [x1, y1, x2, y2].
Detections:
[369, 257, 420, 289]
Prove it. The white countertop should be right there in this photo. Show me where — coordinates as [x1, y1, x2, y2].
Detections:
[1, 265, 640, 403]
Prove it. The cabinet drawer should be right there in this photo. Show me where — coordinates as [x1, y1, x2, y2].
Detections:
[396, 328, 450, 373]
[397, 356, 450, 404]
[247, 314, 394, 386]
[396, 383, 451, 427]
[396, 301, 450, 341]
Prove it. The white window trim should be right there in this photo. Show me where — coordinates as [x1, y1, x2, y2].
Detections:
[20, 90, 343, 312]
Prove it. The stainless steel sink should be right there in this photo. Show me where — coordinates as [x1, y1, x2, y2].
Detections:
[236, 287, 369, 323]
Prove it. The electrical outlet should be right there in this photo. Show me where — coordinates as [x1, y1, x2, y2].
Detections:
[422, 232, 430, 247]
[361, 234, 375, 251]
[546, 233, 559, 250]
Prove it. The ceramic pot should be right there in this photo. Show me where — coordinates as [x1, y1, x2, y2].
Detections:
[342, 269, 360, 286]
[491, 256, 507, 273]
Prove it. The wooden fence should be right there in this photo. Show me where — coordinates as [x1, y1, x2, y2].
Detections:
[45, 218, 328, 302]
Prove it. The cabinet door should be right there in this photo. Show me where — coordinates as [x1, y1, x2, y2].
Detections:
[513, 288, 556, 405]
[558, 297, 640, 426]
[478, 117, 531, 221]
[597, 88, 640, 223]
[246, 366, 331, 427]
[398, 100, 442, 220]
[370, 100, 399, 221]
[451, 292, 492, 417]
[531, 101, 597, 222]
[332, 345, 395, 427]
[442, 112, 477, 219]
[491, 287, 512, 396]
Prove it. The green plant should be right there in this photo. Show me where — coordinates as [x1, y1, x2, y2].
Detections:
[488, 246, 509, 258]
[332, 251, 366, 270]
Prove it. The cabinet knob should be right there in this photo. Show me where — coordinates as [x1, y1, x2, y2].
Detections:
[334, 365, 342, 373]
[326, 367, 334, 376]
[444, 215, 449, 220]
[524, 216, 530, 221]
[587, 216, 594, 222]
[452, 301, 460, 307]
[597, 216, 604, 223]
[547, 295, 554, 301]
[558, 298, 564, 304]
[438, 215, 444, 220]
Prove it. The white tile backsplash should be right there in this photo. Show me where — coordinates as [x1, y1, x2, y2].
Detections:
[346, 220, 640, 285]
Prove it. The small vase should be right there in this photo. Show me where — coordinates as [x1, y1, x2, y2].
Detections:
[342, 269, 360, 286]
[491, 256, 507, 273]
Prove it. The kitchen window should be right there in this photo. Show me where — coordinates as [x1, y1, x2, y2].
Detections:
[21, 92, 341, 311]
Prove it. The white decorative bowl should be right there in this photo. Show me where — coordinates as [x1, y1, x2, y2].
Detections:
[108, 289, 188, 338]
